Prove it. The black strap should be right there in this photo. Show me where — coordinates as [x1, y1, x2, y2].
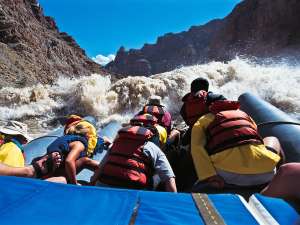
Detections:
[257, 121, 300, 127]
[105, 161, 148, 174]
[192, 193, 226, 225]
[208, 117, 253, 131]
[207, 134, 262, 155]
[99, 174, 148, 189]
[109, 152, 152, 167]
[208, 124, 257, 138]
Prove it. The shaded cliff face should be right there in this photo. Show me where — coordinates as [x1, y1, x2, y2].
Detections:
[106, 19, 223, 76]
[0, 0, 105, 88]
[210, 0, 300, 60]
[106, 0, 300, 76]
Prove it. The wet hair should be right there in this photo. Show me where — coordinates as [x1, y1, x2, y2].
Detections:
[191, 77, 209, 93]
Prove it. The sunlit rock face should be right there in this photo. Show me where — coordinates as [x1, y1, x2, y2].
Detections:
[106, 0, 300, 76]
[0, 0, 106, 88]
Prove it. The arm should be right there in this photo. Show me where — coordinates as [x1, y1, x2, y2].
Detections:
[143, 142, 177, 192]
[191, 114, 217, 181]
[65, 141, 85, 184]
[165, 177, 177, 192]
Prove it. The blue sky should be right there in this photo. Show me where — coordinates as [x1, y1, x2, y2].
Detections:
[39, 0, 241, 63]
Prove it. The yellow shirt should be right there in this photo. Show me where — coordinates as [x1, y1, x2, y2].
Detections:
[0, 142, 25, 167]
[191, 113, 280, 181]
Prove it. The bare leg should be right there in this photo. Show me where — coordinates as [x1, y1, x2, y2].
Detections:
[263, 136, 285, 166]
[261, 163, 300, 200]
[75, 157, 99, 173]
[45, 176, 67, 183]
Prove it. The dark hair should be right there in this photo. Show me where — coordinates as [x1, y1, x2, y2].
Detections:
[191, 78, 209, 93]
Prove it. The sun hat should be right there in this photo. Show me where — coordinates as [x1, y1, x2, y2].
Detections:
[148, 95, 162, 106]
[0, 120, 31, 141]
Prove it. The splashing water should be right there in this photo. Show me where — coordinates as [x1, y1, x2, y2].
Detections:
[1, 58, 300, 136]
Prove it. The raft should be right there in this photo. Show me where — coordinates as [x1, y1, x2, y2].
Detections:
[239, 92, 300, 162]
[1, 93, 300, 224]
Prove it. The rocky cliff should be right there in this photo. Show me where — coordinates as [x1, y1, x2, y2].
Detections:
[0, 0, 105, 88]
[106, 0, 300, 76]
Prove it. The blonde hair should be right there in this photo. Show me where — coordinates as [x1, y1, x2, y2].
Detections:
[66, 124, 89, 136]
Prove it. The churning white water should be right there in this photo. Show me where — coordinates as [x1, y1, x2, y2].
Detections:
[0, 58, 300, 136]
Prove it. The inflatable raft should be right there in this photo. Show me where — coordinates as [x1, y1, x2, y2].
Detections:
[1, 93, 300, 225]
[239, 92, 300, 162]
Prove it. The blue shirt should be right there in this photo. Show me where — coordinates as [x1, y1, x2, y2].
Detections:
[143, 141, 175, 182]
[47, 135, 88, 158]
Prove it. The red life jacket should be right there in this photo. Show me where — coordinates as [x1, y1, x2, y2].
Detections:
[143, 105, 165, 125]
[130, 114, 158, 127]
[181, 90, 208, 126]
[205, 101, 263, 155]
[99, 126, 155, 189]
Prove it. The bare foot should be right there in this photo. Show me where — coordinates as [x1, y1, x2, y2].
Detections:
[32, 152, 62, 178]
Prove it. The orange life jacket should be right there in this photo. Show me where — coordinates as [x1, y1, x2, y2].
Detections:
[130, 114, 158, 127]
[99, 126, 155, 189]
[181, 90, 208, 126]
[205, 101, 263, 155]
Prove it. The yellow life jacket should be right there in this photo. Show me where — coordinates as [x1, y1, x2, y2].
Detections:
[64, 119, 98, 157]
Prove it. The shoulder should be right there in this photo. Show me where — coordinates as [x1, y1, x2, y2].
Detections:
[144, 141, 160, 151]
[0, 142, 18, 150]
[207, 92, 226, 102]
[181, 93, 191, 101]
[143, 141, 162, 156]
[194, 113, 215, 127]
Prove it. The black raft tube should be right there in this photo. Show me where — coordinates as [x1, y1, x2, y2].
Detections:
[239, 92, 300, 162]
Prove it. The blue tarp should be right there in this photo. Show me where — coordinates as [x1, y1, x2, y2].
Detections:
[0, 176, 298, 225]
[209, 194, 259, 225]
[254, 194, 299, 225]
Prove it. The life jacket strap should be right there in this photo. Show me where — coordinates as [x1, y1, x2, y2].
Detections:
[206, 134, 263, 155]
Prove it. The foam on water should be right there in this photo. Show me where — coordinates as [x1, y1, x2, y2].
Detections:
[1, 58, 300, 136]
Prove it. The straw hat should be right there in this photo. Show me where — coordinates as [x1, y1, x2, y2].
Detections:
[0, 120, 31, 141]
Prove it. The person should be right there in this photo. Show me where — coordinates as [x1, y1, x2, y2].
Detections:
[190, 98, 281, 190]
[139, 95, 172, 134]
[130, 114, 167, 150]
[90, 115, 177, 192]
[45, 115, 111, 185]
[0, 120, 31, 167]
[261, 163, 300, 200]
[139, 95, 180, 150]
[0, 153, 65, 183]
[180, 77, 226, 145]
[64, 115, 99, 158]
[0, 120, 64, 182]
